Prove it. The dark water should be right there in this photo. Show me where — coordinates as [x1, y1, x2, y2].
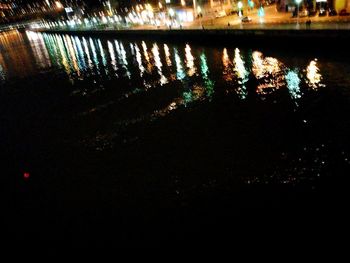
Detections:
[2, 30, 350, 246]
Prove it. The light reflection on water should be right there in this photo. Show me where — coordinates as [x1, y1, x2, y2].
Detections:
[185, 44, 196, 77]
[134, 43, 145, 77]
[0, 30, 36, 78]
[0, 32, 329, 106]
[252, 51, 285, 95]
[306, 59, 324, 89]
[2, 30, 350, 187]
[286, 69, 301, 101]
[234, 48, 249, 99]
[151, 43, 167, 85]
[0, 30, 329, 120]
[1, 31, 326, 103]
[0, 29, 332, 115]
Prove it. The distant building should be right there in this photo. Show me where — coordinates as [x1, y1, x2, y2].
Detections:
[334, 0, 350, 11]
[277, 0, 350, 12]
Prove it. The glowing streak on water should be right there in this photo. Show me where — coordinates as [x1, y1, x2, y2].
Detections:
[252, 51, 264, 78]
[200, 52, 214, 99]
[97, 39, 107, 68]
[82, 37, 93, 70]
[107, 40, 118, 72]
[164, 44, 172, 67]
[141, 41, 152, 73]
[152, 43, 167, 85]
[286, 69, 301, 101]
[43, 34, 61, 68]
[134, 43, 145, 77]
[174, 48, 186, 81]
[64, 35, 80, 75]
[69, 36, 84, 73]
[234, 48, 248, 79]
[222, 48, 230, 68]
[252, 51, 285, 93]
[306, 59, 322, 89]
[89, 38, 100, 71]
[142, 41, 150, 62]
[185, 44, 196, 76]
[26, 31, 51, 68]
[118, 41, 130, 78]
[55, 35, 71, 75]
[233, 48, 248, 99]
[222, 48, 233, 82]
[72, 36, 87, 71]
[129, 43, 135, 55]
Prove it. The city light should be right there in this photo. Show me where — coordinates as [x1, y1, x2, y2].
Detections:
[295, 0, 302, 24]
[55, 1, 63, 9]
[169, 8, 175, 17]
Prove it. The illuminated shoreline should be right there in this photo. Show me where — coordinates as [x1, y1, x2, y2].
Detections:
[32, 27, 350, 48]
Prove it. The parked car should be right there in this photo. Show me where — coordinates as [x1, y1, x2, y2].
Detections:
[241, 16, 252, 22]
[215, 10, 227, 18]
[308, 10, 317, 17]
[319, 8, 327, 16]
[339, 9, 350, 16]
[299, 9, 309, 17]
[328, 8, 337, 16]
[229, 9, 238, 15]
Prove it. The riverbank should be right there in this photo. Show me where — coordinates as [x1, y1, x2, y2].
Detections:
[36, 27, 350, 47]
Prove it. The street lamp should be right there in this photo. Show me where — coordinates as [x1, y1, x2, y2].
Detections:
[237, 1, 243, 17]
[169, 8, 175, 17]
[55, 1, 63, 9]
[295, 0, 302, 25]
[168, 8, 175, 28]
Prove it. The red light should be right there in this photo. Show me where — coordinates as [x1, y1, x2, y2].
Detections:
[23, 172, 30, 179]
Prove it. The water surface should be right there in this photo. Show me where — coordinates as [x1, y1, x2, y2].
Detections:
[2, 30, 350, 246]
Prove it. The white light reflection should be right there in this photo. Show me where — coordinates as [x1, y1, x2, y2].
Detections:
[89, 38, 100, 71]
[252, 51, 285, 94]
[134, 43, 145, 77]
[55, 34, 72, 76]
[233, 48, 248, 99]
[185, 44, 196, 76]
[152, 43, 167, 85]
[222, 48, 234, 82]
[306, 59, 323, 89]
[82, 37, 93, 70]
[164, 44, 172, 67]
[115, 40, 130, 78]
[97, 39, 107, 68]
[129, 43, 135, 56]
[108, 40, 118, 72]
[72, 36, 87, 71]
[64, 34, 80, 75]
[26, 31, 51, 69]
[141, 41, 152, 73]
